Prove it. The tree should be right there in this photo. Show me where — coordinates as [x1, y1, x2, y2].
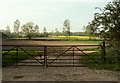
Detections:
[21, 22, 37, 39]
[34, 25, 39, 34]
[1, 31, 7, 38]
[63, 19, 71, 39]
[88, 1, 120, 47]
[3, 26, 11, 38]
[84, 25, 91, 36]
[14, 20, 20, 38]
[43, 27, 48, 37]
[55, 28, 59, 37]
[43, 27, 46, 33]
[33, 25, 40, 38]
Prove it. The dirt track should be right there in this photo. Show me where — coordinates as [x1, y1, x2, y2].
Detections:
[3, 66, 119, 81]
[2, 40, 96, 46]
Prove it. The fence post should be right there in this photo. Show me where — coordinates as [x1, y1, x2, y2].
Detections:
[44, 46, 47, 67]
[101, 41, 106, 63]
[16, 46, 19, 66]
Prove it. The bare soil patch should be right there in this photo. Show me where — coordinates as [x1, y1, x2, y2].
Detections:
[2, 40, 96, 46]
[3, 66, 119, 81]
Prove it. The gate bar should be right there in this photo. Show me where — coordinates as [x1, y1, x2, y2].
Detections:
[18, 46, 44, 65]
[44, 46, 47, 67]
[16, 46, 19, 66]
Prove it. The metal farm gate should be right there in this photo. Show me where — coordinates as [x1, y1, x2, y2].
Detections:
[2, 44, 106, 67]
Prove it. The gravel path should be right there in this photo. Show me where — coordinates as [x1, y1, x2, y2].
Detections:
[2, 66, 119, 81]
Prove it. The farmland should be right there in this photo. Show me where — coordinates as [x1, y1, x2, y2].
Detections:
[51, 36, 99, 39]
[2, 39, 100, 45]
[2, 39, 119, 81]
[1, 0, 120, 81]
[2, 39, 99, 66]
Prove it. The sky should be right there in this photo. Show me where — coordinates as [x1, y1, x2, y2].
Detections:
[0, 0, 112, 32]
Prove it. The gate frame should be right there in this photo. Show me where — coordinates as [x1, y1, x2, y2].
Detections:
[2, 44, 105, 67]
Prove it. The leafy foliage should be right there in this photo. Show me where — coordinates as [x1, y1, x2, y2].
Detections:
[85, 1, 120, 48]
[42, 27, 49, 37]
[63, 19, 71, 38]
[1, 26, 13, 38]
[13, 20, 20, 38]
[21, 22, 40, 39]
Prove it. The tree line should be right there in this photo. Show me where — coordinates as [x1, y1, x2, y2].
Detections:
[0, 19, 87, 39]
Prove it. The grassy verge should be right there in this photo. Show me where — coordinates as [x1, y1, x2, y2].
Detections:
[80, 52, 120, 71]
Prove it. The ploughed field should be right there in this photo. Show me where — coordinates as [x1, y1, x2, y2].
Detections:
[2, 40, 98, 52]
[2, 39, 97, 46]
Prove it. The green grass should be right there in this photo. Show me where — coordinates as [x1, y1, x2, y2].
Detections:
[2, 50, 43, 66]
[82, 47, 100, 51]
[80, 52, 120, 71]
[65, 40, 102, 44]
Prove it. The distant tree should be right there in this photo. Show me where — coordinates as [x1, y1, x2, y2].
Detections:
[63, 19, 71, 39]
[71, 32, 86, 36]
[85, 25, 92, 35]
[55, 28, 59, 37]
[62, 27, 66, 35]
[0, 30, 7, 38]
[6, 26, 11, 32]
[43, 27, 46, 33]
[84, 23, 96, 39]
[42, 27, 48, 37]
[49, 31, 54, 36]
[13, 19, 20, 38]
[34, 25, 39, 34]
[5, 26, 11, 34]
[3, 26, 11, 38]
[21, 22, 38, 39]
[33, 25, 40, 38]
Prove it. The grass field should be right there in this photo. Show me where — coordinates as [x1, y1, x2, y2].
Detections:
[65, 40, 102, 44]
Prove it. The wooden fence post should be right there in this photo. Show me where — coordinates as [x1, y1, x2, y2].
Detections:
[101, 41, 106, 63]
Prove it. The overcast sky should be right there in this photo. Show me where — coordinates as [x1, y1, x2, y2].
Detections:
[0, 0, 112, 32]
